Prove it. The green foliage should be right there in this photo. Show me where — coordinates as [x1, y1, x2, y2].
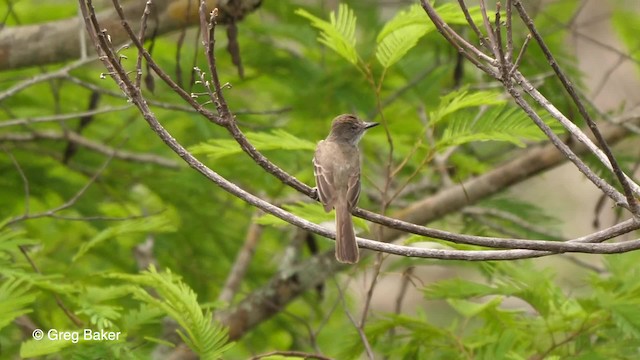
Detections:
[437, 104, 556, 148]
[0, 277, 36, 330]
[612, 8, 640, 64]
[429, 89, 505, 125]
[422, 88, 563, 149]
[20, 334, 79, 358]
[73, 215, 176, 262]
[109, 266, 234, 359]
[296, 4, 359, 65]
[1, 0, 637, 359]
[375, 5, 430, 69]
[355, 257, 640, 359]
[376, 3, 482, 69]
[298, 2, 483, 71]
[190, 129, 316, 160]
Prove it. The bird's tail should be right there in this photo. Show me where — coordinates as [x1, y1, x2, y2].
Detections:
[335, 203, 359, 263]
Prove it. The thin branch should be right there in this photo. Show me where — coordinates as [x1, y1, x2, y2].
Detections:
[463, 206, 560, 239]
[217, 212, 264, 304]
[0, 57, 96, 102]
[0, 130, 180, 169]
[334, 276, 374, 360]
[478, 0, 500, 62]
[199, 3, 230, 118]
[513, 0, 640, 215]
[0, 105, 132, 128]
[358, 253, 384, 360]
[493, 2, 511, 83]
[509, 33, 531, 76]
[457, 0, 490, 50]
[135, 0, 153, 88]
[83, 0, 640, 258]
[420, 0, 638, 210]
[505, 0, 513, 62]
[18, 246, 85, 327]
[6, 143, 115, 226]
[1, 145, 30, 215]
[514, 72, 640, 201]
[81, 0, 640, 263]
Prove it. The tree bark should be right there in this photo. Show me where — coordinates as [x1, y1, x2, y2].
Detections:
[0, 0, 262, 70]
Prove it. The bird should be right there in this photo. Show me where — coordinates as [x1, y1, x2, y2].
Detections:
[313, 114, 379, 263]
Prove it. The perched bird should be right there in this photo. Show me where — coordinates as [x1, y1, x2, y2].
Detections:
[313, 114, 379, 263]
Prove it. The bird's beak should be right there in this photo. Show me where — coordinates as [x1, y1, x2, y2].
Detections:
[364, 122, 379, 129]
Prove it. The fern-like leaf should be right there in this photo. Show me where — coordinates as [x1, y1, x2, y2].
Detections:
[109, 266, 233, 359]
[0, 277, 36, 330]
[376, 4, 482, 68]
[73, 215, 176, 262]
[436, 105, 557, 149]
[295, 4, 358, 65]
[429, 88, 505, 125]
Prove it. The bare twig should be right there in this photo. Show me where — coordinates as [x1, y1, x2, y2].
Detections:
[505, 0, 513, 62]
[358, 253, 384, 360]
[0, 130, 179, 168]
[135, 0, 153, 88]
[463, 206, 560, 239]
[457, 0, 490, 50]
[0, 57, 96, 101]
[513, 0, 640, 215]
[0, 105, 132, 129]
[509, 33, 531, 76]
[334, 276, 374, 360]
[6, 143, 115, 227]
[2, 145, 30, 215]
[218, 212, 264, 304]
[420, 0, 639, 211]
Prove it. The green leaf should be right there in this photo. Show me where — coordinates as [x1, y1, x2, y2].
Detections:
[0, 227, 38, 254]
[612, 9, 640, 74]
[0, 278, 36, 330]
[190, 130, 316, 161]
[448, 297, 503, 318]
[376, 4, 483, 68]
[296, 4, 358, 65]
[610, 303, 640, 337]
[20, 335, 78, 358]
[73, 215, 176, 262]
[436, 105, 557, 149]
[108, 266, 234, 359]
[121, 304, 164, 332]
[429, 88, 505, 125]
[423, 278, 501, 299]
[376, 24, 427, 69]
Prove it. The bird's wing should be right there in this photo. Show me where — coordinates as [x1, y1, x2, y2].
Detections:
[313, 141, 335, 212]
[346, 167, 361, 210]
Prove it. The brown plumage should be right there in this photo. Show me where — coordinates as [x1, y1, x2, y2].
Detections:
[313, 114, 378, 263]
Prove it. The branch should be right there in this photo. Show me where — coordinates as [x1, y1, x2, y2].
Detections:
[419, 0, 640, 210]
[79, 0, 640, 346]
[513, 0, 640, 215]
[0, 105, 132, 129]
[0, 130, 180, 169]
[0, 0, 263, 70]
